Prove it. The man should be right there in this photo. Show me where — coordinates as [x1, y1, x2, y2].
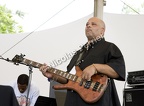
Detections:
[39, 17, 126, 106]
[10, 74, 39, 106]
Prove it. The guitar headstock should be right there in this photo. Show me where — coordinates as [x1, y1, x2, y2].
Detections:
[12, 54, 25, 65]
[12, 54, 41, 68]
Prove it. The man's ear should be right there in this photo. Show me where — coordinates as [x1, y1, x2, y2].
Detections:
[101, 28, 105, 36]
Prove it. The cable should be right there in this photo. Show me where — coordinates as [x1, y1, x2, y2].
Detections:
[120, 0, 140, 14]
[0, 0, 75, 56]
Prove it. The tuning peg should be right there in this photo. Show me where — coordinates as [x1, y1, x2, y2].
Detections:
[20, 54, 25, 57]
[14, 62, 19, 65]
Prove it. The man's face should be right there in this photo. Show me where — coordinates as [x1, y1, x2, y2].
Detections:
[85, 17, 104, 41]
[18, 83, 28, 93]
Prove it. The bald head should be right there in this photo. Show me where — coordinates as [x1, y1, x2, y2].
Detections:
[85, 17, 106, 41]
[89, 17, 105, 29]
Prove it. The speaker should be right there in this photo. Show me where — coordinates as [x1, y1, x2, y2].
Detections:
[35, 96, 57, 106]
[124, 87, 144, 106]
[55, 90, 67, 106]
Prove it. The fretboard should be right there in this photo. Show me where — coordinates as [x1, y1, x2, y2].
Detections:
[21, 58, 78, 81]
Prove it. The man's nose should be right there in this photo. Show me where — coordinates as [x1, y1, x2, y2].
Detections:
[87, 24, 91, 28]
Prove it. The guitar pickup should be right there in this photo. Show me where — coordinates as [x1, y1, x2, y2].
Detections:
[84, 80, 92, 89]
[93, 82, 100, 91]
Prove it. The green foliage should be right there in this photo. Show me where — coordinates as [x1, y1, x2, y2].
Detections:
[0, 5, 23, 34]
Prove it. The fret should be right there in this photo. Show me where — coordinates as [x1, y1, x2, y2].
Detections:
[56, 70, 62, 76]
[55, 69, 59, 74]
[35, 63, 41, 68]
[72, 75, 77, 81]
[58, 71, 63, 76]
[68, 74, 73, 79]
[65, 73, 70, 79]
[32, 62, 41, 68]
[26, 59, 30, 65]
[25, 59, 29, 64]
[51, 68, 56, 73]
[22, 58, 26, 64]
[27, 60, 32, 66]
[29, 61, 33, 65]
[53, 69, 57, 74]
[62, 73, 67, 78]
[48, 67, 54, 73]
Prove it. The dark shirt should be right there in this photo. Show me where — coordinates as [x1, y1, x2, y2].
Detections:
[65, 38, 125, 106]
[0, 85, 19, 106]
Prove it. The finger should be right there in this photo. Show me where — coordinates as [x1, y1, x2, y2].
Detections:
[81, 72, 86, 79]
[87, 77, 91, 81]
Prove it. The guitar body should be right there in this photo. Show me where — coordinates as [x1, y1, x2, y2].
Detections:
[53, 66, 108, 103]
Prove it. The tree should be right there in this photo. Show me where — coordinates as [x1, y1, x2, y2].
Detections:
[0, 5, 24, 34]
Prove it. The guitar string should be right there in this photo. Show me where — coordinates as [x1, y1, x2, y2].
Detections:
[0, 0, 76, 57]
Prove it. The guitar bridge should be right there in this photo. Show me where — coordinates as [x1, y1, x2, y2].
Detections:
[97, 84, 104, 92]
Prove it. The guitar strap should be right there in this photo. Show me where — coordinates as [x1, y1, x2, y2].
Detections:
[67, 48, 86, 73]
[66, 38, 101, 73]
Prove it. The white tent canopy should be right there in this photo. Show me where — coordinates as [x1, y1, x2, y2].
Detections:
[0, 13, 144, 105]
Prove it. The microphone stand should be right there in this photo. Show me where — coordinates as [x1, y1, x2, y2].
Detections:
[26, 65, 33, 106]
[0, 55, 33, 106]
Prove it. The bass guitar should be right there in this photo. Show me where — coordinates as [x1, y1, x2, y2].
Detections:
[12, 54, 109, 103]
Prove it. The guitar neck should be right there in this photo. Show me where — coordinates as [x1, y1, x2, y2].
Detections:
[21, 58, 78, 81]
